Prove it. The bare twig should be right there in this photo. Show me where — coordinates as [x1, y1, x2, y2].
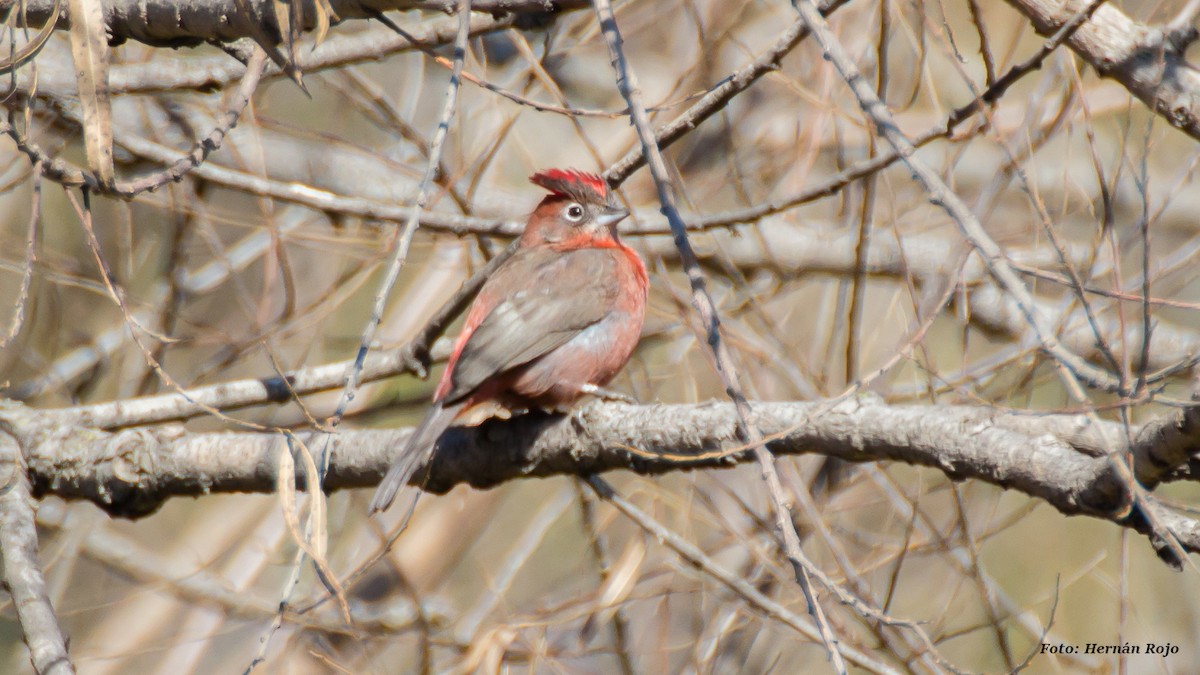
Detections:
[40, 241, 517, 429]
[584, 476, 901, 675]
[0, 161, 39, 350]
[321, 0, 470, 436]
[789, 0, 1189, 568]
[592, 2, 849, 671]
[1005, 0, 1200, 141]
[604, 0, 849, 185]
[117, 47, 268, 194]
[0, 47, 269, 198]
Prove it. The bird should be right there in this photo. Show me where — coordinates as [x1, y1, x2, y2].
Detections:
[369, 169, 648, 514]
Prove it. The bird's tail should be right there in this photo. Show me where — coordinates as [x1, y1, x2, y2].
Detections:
[369, 400, 464, 514]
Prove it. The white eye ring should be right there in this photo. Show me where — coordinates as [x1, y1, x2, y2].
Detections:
[564, 203, 585, 222]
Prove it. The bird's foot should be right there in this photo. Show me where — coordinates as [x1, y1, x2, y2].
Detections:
[579, 383, 638, 405]
[570, 405, 595, 439]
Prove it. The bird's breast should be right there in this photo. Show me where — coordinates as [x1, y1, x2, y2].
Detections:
[508, 306, 645, 406]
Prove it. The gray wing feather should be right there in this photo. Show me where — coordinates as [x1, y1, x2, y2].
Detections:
[444, 248, 617, 402]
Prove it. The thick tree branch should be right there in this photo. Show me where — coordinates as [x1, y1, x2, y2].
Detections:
[1132, 401, 1200, 488]
[1, 0, 581, 48]
[6, 397, 1199, 563]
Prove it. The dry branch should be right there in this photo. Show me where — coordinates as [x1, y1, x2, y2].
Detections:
[1005, 0, 1200, 141]
[592, 0, 849, 665]
[6, 397, 1199, 561]
[0, 424, 73, 674]
[1, 0, 582, 47]
[4, 0, 1200, 150]
[3, 0, 1200, 670]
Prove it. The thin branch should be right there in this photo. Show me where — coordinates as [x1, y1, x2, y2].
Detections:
[584, 476, 901, 675]
[1005, 0, 1200, 141]
[0, 425, 73, 674]
[603, 0, 850, 186]
[115, 48, 268, 194]
[322, 1, 471, 435]
[33, 501, 419, 635]
[0, 161, 39, 350]
[789, 0, 1120, 396]
[1, 46, 269, 197]
[792, 0, 1187, 567]
[41, 241, 518, 430]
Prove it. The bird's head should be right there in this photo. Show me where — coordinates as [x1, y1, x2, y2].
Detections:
[523, 169, 630, 247]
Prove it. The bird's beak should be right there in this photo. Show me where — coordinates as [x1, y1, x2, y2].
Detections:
[596, 207, 630, 229]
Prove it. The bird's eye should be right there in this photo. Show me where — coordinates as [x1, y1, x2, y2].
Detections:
[564, 203, 585, 223]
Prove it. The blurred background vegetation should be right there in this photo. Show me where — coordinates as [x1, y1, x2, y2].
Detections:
[3, 0, 1200, 672]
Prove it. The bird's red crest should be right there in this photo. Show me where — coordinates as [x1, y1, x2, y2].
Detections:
[530, 169, 611, 206]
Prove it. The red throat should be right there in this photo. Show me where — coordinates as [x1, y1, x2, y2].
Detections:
[546, 237, 648, 294]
